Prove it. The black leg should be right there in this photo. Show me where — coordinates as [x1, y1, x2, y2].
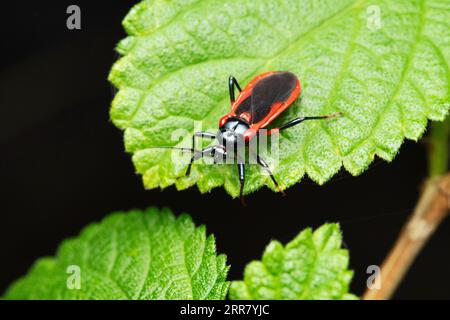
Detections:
[188, 131, 216, 174]
[237, 163, 246, 206]
[229, 76, 242, 104]
[191, 131, 216, 150]
[150, 132, 217, 178]
[278, 112, 342, 131]
[185, 146, 215, 177]
[256, 155, 285, 196]
[153, 132, 216, 177]
[153, 131, 216, 153]
[184, 131, 216, 176]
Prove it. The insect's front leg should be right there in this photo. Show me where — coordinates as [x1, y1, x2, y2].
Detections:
[185, 146, 215, 177]
[228, 76, 242, 104]
[182, 131, 217, 177]
[191, 131, 216, 150]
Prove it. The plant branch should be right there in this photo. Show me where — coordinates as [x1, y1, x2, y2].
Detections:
[363, 121, 450, 300]
[363, 173, 450, 299]
[428, 121, 450, 177]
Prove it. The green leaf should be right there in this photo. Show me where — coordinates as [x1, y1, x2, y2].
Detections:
[3, 208, 229, 300]
[109, 0, 450, 197]
[229, 223, 357, 300]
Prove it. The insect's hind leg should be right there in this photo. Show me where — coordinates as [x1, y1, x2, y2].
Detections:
[255, 154, 285, 196]
[228, 76, 242, 104]
[274, 112, 342, 132]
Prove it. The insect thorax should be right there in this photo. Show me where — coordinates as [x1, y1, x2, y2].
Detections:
[218, 118, 249, 144]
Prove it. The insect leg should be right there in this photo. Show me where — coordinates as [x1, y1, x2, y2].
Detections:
[228, 76, 242, 104]
[237, 162, 246, 206]
[185, 146, 215, 177]
[255, 154, 285, 196]
[265, 112, 342, 135]
[155, 132, 216, 154]
[192, 131, 216, 150]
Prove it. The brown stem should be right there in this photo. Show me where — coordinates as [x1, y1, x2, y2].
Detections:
[363, 173, 450, 300]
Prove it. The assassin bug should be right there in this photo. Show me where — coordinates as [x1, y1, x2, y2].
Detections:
[159, 71, 340, 203]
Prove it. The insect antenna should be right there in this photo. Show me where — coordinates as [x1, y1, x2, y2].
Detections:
[147, 146, 195, 153]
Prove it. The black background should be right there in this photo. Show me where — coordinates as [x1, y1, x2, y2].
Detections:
[1, 1, 449, 299]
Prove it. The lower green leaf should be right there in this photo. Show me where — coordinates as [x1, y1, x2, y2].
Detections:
[229, 223, 357, 300]
[4, 207, 229, 300]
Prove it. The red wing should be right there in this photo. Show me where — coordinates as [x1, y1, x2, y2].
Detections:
[230, 71, 300, 129]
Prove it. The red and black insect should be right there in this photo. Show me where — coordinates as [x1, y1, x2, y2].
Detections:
[162, 71, 340, 203]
